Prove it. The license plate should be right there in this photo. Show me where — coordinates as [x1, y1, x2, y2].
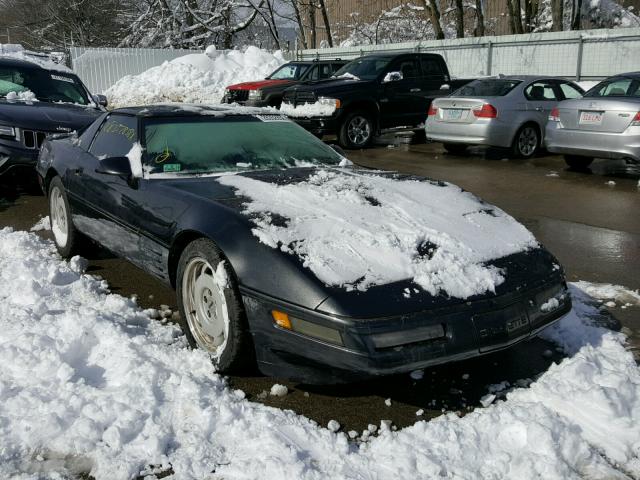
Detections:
[444, 108, 464, 121]
[579, 111, 603, 125]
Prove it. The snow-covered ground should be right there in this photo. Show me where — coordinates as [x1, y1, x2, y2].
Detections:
[105, 47, 285, 109]
[1, 226, 639, 479]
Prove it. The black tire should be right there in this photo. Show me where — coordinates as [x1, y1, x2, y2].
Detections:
[338, 111, 374, 149]
[176, 238, 254, 373]
[564, 155, 594, 169]
[48, 176, 80, 258]
[443, 143, 468, 155]
[511, 124, 540, 158]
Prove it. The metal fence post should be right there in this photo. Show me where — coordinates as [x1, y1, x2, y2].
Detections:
[486, 41, 493, 76]
[576, 35, 584, 81]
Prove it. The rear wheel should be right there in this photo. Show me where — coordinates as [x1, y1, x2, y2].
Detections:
[511, 124, 540, 158]
[443, 143, 468, 155]
[48, 177, 80, 258]
[338, 111, 374, 149]
[176, 238, 254, 373]
[564, 155, 594, 169]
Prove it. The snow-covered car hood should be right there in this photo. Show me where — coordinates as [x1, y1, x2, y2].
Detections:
[0, 100, 101, 132]
[212, 167, 540, 301]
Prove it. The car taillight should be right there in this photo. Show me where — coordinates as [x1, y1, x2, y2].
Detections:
[549, 107, 560, 122]
[473, 104, 497, 118]
[428, 104, 438, 116]
[632, 111, 640, 126]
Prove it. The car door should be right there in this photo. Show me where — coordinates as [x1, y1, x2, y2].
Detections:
[379, 55, 424, 128]
[524, 80, 558, 126]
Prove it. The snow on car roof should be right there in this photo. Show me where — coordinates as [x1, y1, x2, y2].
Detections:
[0, 50, 73, 74]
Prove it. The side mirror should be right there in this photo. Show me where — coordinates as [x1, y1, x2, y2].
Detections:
[93, 94, 108, 107]
[440, 84, 451, 91]
[96, 156, 132, 178]
[382, 71, 403, 83]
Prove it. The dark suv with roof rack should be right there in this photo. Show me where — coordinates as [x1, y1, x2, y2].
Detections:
[0, 54, 104, 179]
[221, 59, 347, 108]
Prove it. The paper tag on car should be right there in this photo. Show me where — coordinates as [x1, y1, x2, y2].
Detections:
[255, 114, 289, 122]
[163, 164, 181, 172]
[51, 74, 75, 83]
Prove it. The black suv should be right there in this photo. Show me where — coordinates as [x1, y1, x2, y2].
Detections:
[221, 59, 347, 108]
[0, 55, 104, 178]
[281, 53, 473, 148]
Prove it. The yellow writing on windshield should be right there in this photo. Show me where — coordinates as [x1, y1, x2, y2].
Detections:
[103, 121, 135, 141]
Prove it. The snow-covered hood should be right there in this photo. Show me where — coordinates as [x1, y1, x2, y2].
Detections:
[0, 100, 101, 132]
[210, 168, 541, 303]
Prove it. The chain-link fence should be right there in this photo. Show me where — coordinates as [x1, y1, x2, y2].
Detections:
[295, 27, 640, 80]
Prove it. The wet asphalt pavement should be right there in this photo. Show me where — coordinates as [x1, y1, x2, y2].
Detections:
[1, 143, 638, 435]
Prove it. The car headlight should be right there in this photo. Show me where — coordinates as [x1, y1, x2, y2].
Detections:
[317, 97, 341, 109]
[271, 310, 343, 345]
[0, 125, 16, 138]
[248, 89, 262, 100]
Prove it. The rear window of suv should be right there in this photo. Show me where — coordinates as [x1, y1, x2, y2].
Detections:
[453, 79, 522, 97]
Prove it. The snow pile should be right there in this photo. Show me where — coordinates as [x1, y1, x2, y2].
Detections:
[1, 228, 640, 479]
[281, 100, 337, 118]
[218, 168, 538, 297]
[105, 47, 286, 108]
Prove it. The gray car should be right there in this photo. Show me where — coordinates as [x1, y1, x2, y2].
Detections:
[425, 76, 584, 158]
[545, 72, 640, 168]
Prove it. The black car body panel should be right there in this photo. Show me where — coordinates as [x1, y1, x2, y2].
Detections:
[0, 56, 102, 177]
[36, 105, 571, 383]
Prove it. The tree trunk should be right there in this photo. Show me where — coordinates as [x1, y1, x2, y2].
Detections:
[571, 0, 583, 30]
[291, 0, 308, 49]
[512, 0, 524, 33]
[474, 0, 485, 36]
[552, 0, 564, 31]
[454, 0, 464, 38]
[523, 0, 532, 32]
[421, 0, 444, 40]
[318, 0, 333, 47]
[307, 1, 316, 49]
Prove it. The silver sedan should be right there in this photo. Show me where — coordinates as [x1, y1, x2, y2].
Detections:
[425, 76, 584, 158]
[545, 72, 640, 168]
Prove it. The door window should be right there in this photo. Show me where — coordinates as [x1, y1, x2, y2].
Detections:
[305, 66, 320, 81]
[89, 115, 138, 158]
[524, 82, 557, 101]
[586, 78, 638, 97]
[389, 58, 420, 80]
[420, 57, 444, 77]
[558, 82, 583, 99]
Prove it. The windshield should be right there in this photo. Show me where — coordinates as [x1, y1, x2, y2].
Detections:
[333, 57, 392, 81]
[584, 77, 640, 98]
[268, 63, 311, 80]
[453, 79, 522, 97]
[0, 66, 90, 104]
[142, 116, 344, 176]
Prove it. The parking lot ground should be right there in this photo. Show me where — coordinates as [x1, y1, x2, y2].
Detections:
[1, 142, 638, 435]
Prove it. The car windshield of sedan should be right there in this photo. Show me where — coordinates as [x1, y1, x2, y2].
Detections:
[453, 79, 522, 97]
[268, 63, 310, 80]
[332, 57, 392, 81]
[0, 66, 90, 104]
[142, 116, 344, 176]
[584, 77, 640, 98]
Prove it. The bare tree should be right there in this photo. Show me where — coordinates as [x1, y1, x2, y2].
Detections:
[571, 0, 583, 30]
[551, 0, 564, 31]
[453, 0, 465, 37]
[421, 0, 444, 39]
[317, 0, 333, 47]
[474, 0, 485, 36]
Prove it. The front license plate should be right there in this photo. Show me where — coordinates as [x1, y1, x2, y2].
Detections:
[472, 305, 530, 352]
[579, 111, 603, 125]
[444, 108, 464, 121]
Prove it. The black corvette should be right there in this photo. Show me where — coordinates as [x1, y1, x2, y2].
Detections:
[36, 105, 571, 384]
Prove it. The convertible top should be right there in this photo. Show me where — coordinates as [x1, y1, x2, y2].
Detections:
[114, 103, 284, 118]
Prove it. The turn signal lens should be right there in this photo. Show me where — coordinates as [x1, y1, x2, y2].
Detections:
[271, 310, 292, 330]
[473, 104, 498, 118]
[549, 107, 560, 122]
[632, 111, 640, 126]
[427, 104, 438, 116]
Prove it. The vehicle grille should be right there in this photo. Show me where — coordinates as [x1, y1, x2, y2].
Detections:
[22, 130, 48, 149]
[226, 89, 249, 103]
[283, 90, 316, 106]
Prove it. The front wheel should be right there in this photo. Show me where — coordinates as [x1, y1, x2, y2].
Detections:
[338, 111, 374, 149]
[565, 155, 594, 169]
[511, 124, 540, 158]
[48, 177, 80, 258]
[176, 238, 253, 373]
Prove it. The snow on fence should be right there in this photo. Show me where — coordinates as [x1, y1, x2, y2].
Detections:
[69, 46, 202, 94]
[294, 27, 640, 81]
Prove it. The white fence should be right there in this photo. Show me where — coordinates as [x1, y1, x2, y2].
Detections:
[295, 27, 640, 80]
[69, 47, 201, 94]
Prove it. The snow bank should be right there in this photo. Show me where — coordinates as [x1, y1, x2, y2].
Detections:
[1, 227, 639, 479]
[218, 169, 538, 297]
[105, 47, 286, 108]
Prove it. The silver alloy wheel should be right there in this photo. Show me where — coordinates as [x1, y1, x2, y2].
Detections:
[518, 127, 538, 157]
[182, 257, 229, 358]
[347, 115, 371, 146]
[50, 186, 69, 248]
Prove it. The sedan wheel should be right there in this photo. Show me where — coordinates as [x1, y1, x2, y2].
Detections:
[48, 176, 79, 258]
[176, 238, 253, 373]
[513, 125, 540, 158]
[339, 112, 373, 149]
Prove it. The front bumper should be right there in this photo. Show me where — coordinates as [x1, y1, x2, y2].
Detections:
[0, 141, 39, 176]
[221, 94, 269, 108]
[425, 118, 514, 148]
[545, 123, 640, 161]
[242, 280, 571, 384]
[288, 115, 340, 138]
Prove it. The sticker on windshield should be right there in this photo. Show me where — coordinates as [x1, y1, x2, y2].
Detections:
[254, 114, 289, 122]
[51, 74, 75, 83]
[163, 163, 181, 173]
